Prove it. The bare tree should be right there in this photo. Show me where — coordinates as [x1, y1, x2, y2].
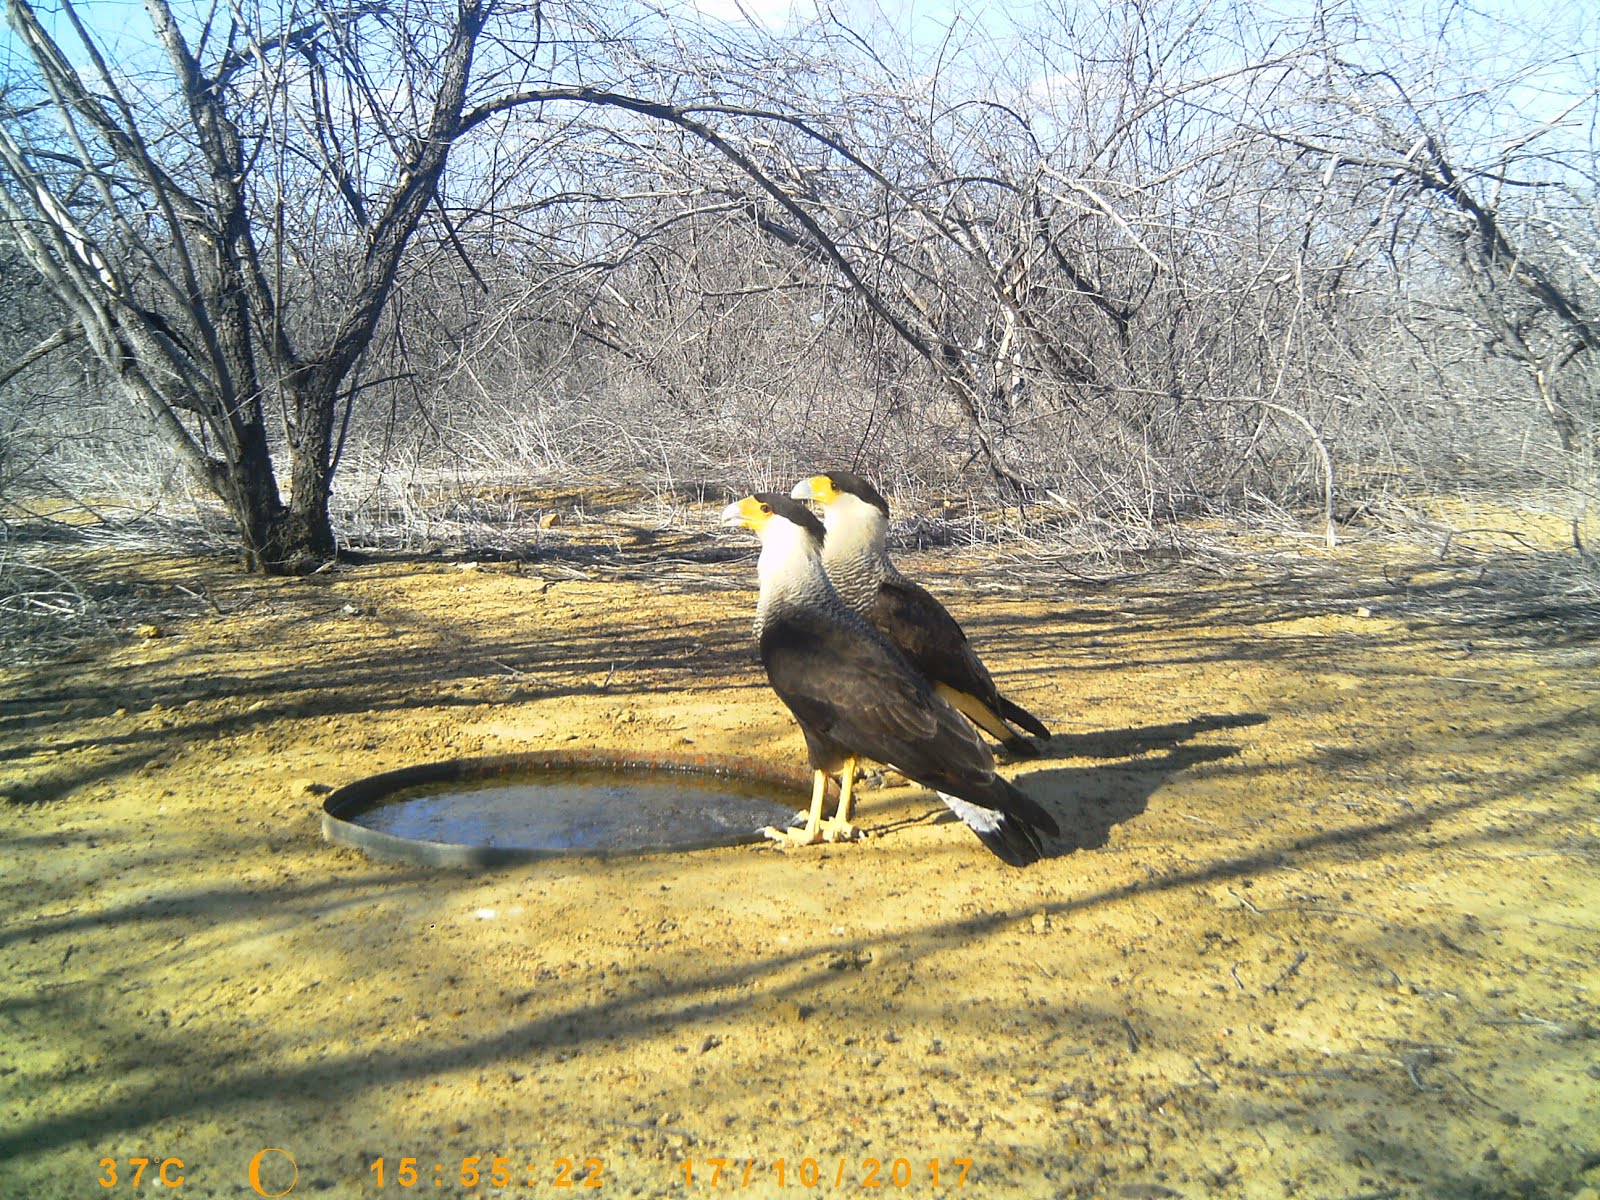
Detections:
[6, 0, 1592, 563]
[1, 0, 530, 570]
[1254, 2, 1599, 459]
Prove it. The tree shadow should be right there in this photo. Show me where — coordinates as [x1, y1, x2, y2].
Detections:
[1, 587, 766, 803]
[0, 770, 1583, 1166]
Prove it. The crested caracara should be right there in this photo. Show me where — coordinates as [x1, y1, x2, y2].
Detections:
[791, 471, 1051, 757]
[720, 493, 1058, 866]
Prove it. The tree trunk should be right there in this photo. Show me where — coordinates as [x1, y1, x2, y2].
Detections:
[223, 483, 336, 575]
[282, 377, 340, 572]
[197, 403, 330, 574]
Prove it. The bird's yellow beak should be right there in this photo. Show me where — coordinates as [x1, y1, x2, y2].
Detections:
[720, 496, 773, 531]
[791, 475, 836, 504]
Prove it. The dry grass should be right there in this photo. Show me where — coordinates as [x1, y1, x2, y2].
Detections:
[6, 471, 1597, 677]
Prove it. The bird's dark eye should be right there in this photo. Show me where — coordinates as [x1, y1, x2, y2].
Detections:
[760, 503, 772, 513]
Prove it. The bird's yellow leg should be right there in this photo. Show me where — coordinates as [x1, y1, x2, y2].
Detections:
[820, 755, 862, 842]
[761, 768, 829, 847]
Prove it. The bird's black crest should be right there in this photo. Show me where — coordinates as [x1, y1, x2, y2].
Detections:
[753, 493, 826, 542]
[824, 471, 891, 517]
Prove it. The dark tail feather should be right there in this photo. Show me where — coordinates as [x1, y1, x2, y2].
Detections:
[939, 793, 1045, 865]
[998, 695, 1050, 739]
[974, 816, 1045, 866]
[1000, 734, 1041, 758]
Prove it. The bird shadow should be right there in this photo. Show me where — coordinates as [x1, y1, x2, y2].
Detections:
[871, 714, 1260, 860]
[1011, 712, 1266, 857]
[1016, 740, 1244, 856]
[1017, 710, 1268, 763]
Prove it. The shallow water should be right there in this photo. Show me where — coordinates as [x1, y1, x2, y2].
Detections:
[355, 768, 800, 851]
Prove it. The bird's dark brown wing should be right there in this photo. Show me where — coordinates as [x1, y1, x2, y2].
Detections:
[875, 577, 1051, 741]
[760, 610, 1057, 841]
[761, 610, 942, 770]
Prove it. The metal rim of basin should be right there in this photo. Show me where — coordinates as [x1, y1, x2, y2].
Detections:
[320, 748, 828, 868]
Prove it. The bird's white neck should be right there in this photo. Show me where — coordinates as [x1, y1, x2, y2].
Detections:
[820, 494, 890, 612]
[756, 517, 835, 623]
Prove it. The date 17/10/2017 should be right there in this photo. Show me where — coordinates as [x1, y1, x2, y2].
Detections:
[679, 1157, 974, 1188]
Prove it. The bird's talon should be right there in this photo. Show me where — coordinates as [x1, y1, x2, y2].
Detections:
[820, 821, 861, 843]
[761, 825, 824, 848]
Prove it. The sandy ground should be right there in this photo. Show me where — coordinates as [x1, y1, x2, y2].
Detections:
[2, 496, 1598, 1200]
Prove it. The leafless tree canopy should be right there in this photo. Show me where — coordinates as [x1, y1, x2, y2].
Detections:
[2, 0, 1595, 566]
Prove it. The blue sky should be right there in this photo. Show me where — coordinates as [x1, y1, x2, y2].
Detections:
[3, 0, 156, 69]
[6, 0, 1592, 135]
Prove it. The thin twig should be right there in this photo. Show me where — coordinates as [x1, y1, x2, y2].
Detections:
[1267, 950, 1309, 992]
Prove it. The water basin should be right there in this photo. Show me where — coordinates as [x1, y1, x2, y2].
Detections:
[321, 750, 819, 866]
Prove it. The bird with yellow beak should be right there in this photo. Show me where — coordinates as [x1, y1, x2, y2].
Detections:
[720, 492, 1057, 864]
[791, 471, 1050, 757]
